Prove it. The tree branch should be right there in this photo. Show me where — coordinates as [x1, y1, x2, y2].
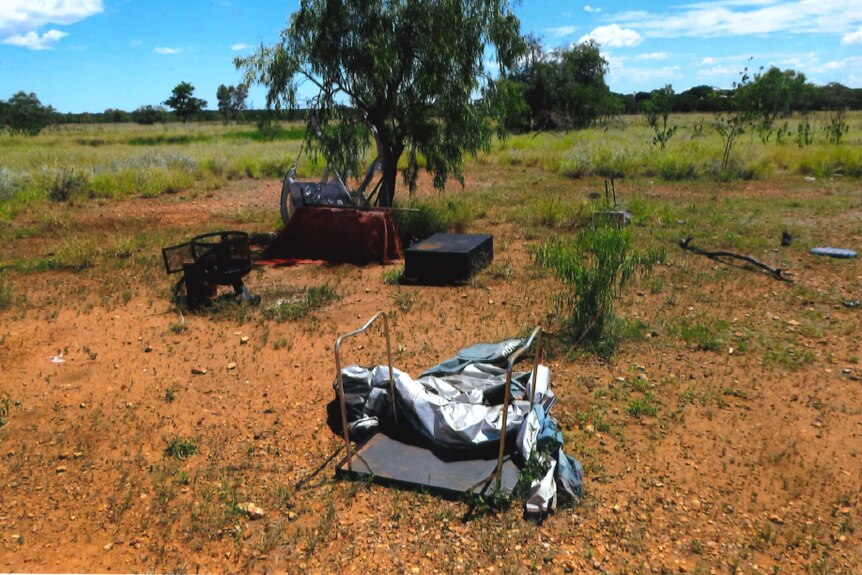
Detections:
[679, 237, 792, 282]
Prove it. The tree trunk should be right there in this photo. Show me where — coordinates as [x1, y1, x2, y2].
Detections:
[375, 136, 403, 208]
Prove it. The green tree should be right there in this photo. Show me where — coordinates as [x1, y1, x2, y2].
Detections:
[236, 0, 524, 207]
[163, 82, 207, 123]
[508, 40, 612, 131]
[103, 108, 129, 123]
[2, 91, 54, 136]
[216, 83, 248, 123]
[711, 62, 755, 173]
[131, 105, 166, 125]
[744, 67, 811, 142]
[642, 85, 677, 150]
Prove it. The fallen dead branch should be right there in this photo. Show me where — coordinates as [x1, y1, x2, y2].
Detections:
[679, 237, 793, 282]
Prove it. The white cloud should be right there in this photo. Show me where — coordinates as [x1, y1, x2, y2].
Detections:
[231, 42, 252, 51]
[634, 52, 669, 60]
[0, 0, 102, 36]
[701, 57, 715, 64]
[3, 29, 68, 50]
[155, 46, 181, 55]
[697, 65, 740, 77]
[815, 56, 862, 72]
[616, 1, 862, 39]
[584, 5, 602, 13]
[548, 26, 577, 38]
[579, 24, 642, 47]
[842, 27, 862, 45]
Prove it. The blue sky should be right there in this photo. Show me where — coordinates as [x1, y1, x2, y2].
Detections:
[1, 0, 860, 113]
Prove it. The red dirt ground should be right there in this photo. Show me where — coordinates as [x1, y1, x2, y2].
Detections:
[0, 170, 860, 574]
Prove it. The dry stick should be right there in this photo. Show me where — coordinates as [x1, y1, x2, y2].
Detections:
[679, 237, 793, 282]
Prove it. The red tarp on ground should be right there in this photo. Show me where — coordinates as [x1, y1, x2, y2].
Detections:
[259, 207, 402, 265]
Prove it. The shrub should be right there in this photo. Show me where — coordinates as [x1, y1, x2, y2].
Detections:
[392, 197, 475, 247]
[47, 168, 90, 202]
[534, 222, 662, 356]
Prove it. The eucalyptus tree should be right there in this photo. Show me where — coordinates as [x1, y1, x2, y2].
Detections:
[236, 0, 524, 207]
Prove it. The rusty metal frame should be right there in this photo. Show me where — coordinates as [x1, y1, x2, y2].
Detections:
[334, 311, 394, 472]
[494, 326, 543, 488]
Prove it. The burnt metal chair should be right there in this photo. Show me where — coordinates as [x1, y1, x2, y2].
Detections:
[162, 231, 260, 309]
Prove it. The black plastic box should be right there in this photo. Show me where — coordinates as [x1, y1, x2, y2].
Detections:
[402, 233, 493, 285]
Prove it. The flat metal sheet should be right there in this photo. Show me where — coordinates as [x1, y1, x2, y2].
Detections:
[336, 433, 520, 497]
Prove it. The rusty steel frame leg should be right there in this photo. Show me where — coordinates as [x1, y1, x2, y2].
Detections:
[494, 326, 543, 489]
[334, 312, 394, 472]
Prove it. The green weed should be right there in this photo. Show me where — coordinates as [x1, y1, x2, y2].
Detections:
[164, 437, 198, 460]
[265, 284, 339, 321]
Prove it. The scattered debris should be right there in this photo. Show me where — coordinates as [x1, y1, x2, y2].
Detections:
[191, 367, 207, 375]
[810, 247, 857, 259]
[781, 230, 792, 246]
[679, 237, 792, 282]
[843, 299, 860, 309]
[162, 231, 260, 309]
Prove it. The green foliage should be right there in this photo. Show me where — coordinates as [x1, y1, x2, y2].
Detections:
[677, 320, 729, 352]
[382, 266, 404, 285]
[823, 109, 849, 145]
[0, 272, 10, 310]
[236, 0, 525, 206]
[47, 168, 90, 202]
[163, 82, 207, 123]
[642, 85, 678, 150]
[164, 437, 198, 460]
[627, 393, 659, 418]
[744, 66, 813, 143]
[507, 39, 614, 132]
[131, 105, 166, 125]
[2, 91, 54, 136]
[534, 223, 662, 357]
[216, 84, 248, 124]
[712, 63, 755, 172]
[392, 197, 475, 246]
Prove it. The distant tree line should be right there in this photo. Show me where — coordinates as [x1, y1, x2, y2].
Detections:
[3, 63, 861, 136]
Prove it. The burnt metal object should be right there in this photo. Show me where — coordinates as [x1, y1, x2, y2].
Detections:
[402, 233, 493, 285]
[162, 231, 259, 308]
[679, 237, 792, 282]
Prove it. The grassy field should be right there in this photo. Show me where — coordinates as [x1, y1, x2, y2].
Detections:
[0, 115, 860, 574]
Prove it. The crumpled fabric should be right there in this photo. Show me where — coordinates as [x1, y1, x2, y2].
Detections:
[516, 403, 584, 515]
[333, 338, 584, 514]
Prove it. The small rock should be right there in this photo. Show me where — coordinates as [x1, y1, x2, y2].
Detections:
[55, 466, 66, 474]
[227, 362, 237, 371]
[768, 515, 784, 524]
[104, 542, 113, 550]
[812, 421, 823, 428]
[191, 368, 207, 375]
[11, 534, 21, 543]
[240, 336, 249, 345]
[238, 502, 265, 520]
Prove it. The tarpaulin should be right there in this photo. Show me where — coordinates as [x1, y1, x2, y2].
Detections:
[335, 338, 583, 516]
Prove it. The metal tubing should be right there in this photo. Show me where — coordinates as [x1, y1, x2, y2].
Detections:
[528, 330, 543, 407]
[334, 312, 390, 472]
[495, 327, 543, 487]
